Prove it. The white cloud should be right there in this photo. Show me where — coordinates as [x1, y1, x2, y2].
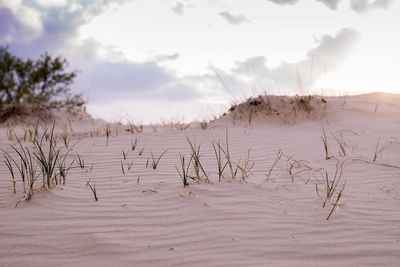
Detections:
[316, 0, 341, 10]
[172, 2, 184, 15]
[35, 0, 68, 8]
[228, 28, 360, 94]
[350, 0, 394, 13]
[266, 0, 394, 12]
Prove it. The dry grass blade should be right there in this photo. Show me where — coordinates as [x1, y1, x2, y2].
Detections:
[266, 149, 282, 180]
[138, 148, 144, 156]
[86, 178, 98, 201]
[127, 160, 134, 170]
[122, 150, 128, 160]
[287, 157, 320, 182]
[331, 131, 346, 156]
[105, 125, 112, 145]
[322, 161, 344, 208]
[76, 153, 85, 169]
[121, 161, 125, 175]
[3, 153, 16, 194]
[131, 138, 137, 151]
[236, 150, 255, 180]
[326, 182, 346, 220]
[372, 137, 387, 162]
[219, 129, 238, 180]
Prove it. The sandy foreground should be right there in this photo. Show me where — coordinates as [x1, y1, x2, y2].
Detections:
[0, 93, 400, 266]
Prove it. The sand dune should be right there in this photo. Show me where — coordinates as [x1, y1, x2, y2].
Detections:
[1, 94, 400, 266]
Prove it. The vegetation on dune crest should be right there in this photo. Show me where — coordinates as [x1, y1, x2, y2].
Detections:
[224, 94, 328, 125]
[0, 46, 85, 122]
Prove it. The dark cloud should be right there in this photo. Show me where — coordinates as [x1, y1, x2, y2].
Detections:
[84, 60, 199, 103]
[0, 8, 30, 43]
[172, 2, 185, 15]
[0, 5, 42, 44]
[64, 39, 198, 104]
[0, 1, 201, 107]
[231, 28, 360, 91]
[266, 0, 394, 13]
[0, 0, 130, 57]
[219, 11, 250, 25]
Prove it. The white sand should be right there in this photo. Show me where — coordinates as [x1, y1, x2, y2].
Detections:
[1, 93, 400, 266]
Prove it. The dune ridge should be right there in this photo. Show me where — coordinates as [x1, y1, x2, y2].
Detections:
[1, 94, 400, 266]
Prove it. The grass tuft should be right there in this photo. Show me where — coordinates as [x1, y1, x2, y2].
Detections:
[150, 149, 168, 170]
[320, 123, 332, 160]
[176, 153, 193, 187]
[186, 136, 209, 183]
[1, 122, 77, 206]
[212, 140, 228, 182]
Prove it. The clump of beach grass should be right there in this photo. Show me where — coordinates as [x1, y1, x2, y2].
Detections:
[150, 149, 168, 170]
[1, 122, 78, 207]
[128, 120, 143, 134]
[186, 136, 209, 183]
[321, 161, 345, 207]
[211, 129, 254, 181]
[212, 139, 228, 182]
[326, 183, 345, 220]
[176, 153, 193, 187]
[216, 129, 239, 180]
[236, 149, 255, 180]
[200, 120, 208, 130]
[286, 157, 319, 182]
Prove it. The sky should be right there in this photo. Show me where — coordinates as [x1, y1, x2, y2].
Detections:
[1, 0, 399, 123]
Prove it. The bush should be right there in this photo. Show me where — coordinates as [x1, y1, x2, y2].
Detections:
[0, 46, 84, 121]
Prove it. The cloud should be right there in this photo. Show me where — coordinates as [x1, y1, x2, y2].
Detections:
[268, 0, 299, 5]
[0, 1, 205, 122]
[154, 52, 180, 62]
[265, 0, 394, 13]
[0, 1, 43, 43]
[316, 0, 341, 10]
[172, 2, 185, 15]
[0, 0, 130, 57]
[350, 0, 394, 13]
[219, 11, 250, 25]
[84, 60, 199, 103]
[230, 28, 360, 92]
[57, 38, 199, 104]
